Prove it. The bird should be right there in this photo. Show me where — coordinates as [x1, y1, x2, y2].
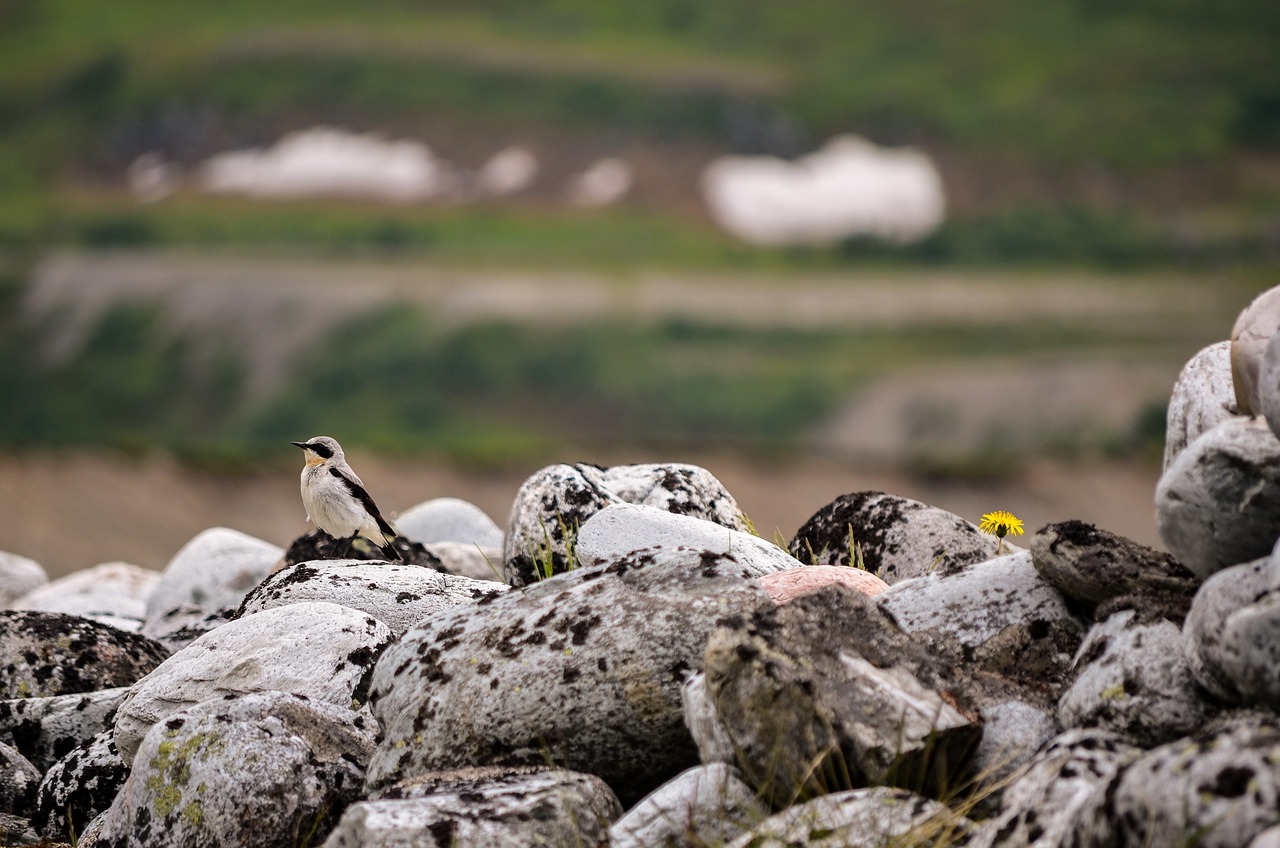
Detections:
[292, 436, 402, 561]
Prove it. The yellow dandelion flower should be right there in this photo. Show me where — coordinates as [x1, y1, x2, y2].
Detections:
[979, 510, 1024, 554]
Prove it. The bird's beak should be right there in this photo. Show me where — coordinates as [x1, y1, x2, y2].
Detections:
[291, 441, 308, 449]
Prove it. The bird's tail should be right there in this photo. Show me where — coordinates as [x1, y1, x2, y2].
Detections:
[378, 532, 404, 562]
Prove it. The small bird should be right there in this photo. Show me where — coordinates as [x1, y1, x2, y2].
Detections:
[292, 436, 402, 561]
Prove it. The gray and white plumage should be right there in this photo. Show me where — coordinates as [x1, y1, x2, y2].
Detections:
[292, 435, 400, 560]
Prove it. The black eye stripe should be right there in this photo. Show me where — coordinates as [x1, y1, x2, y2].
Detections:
[308, 442, 334, 459]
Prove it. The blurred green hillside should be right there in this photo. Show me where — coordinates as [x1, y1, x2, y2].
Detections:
[1, 0, 1278, 264]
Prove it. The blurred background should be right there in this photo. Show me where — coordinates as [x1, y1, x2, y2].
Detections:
[1, 0, 1277, 576]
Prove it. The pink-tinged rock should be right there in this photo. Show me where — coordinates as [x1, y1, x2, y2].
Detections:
[758, 565, 888, 604]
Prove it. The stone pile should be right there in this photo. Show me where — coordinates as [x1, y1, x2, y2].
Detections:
[2, 288, 1280, 846]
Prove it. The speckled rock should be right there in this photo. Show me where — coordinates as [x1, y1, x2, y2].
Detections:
[422, 541, 504, 582]
[577, 503, 800, 577]
[1105, 715, 1280, 847]
[976, 729, 1141, 848]
[113, 601, 392, 764]
[96, 691, 372, 848]
[702, 586, 980, 806]
[1031, 520, 1197, 608]
[0, 689, 128, 772]
[0, 811, 36, 845]
[144, 527, 281, 624]
[788, 491, 1008, 583]
[757, 564, 888, 603]
[1157, 416, 1280, 580]
[1059, 606, 1211, 747]
[33, 729, 127, 842]
[280, 528, 445, 570]
[237, 559, 507, 637]
[597, 463, 746, 528]
[0, 611, 168, 700]
[1184, 554, 1280, 706]
[1165, 340, 1238, 471]
[610, 763, 766, 848]
[0, 742, 40, 817]
[326, 766, 621, 848]
[139, 604, 234, 654]
[726, 787, 970, 848]
[0, 553, 47, 609]
[1262, 335, 1280, 442]
[1232, 285, 1280, 416]
[970, 700, 1058, 792]
[680, 672, 735, 765]
[11, 562, 159, 630]
[394, 497, 505, 549]
[877, 552, 1086, 694]
[365, 549, 772, 805]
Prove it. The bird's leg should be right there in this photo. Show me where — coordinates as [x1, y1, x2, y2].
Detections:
[335, 533, 357, 559]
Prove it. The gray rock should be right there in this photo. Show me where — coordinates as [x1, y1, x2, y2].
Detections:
[971, 700, 1058, 791]
[1232, 285, 1280, 415]
[1262, 335, 1280, 443]
[702, 586, 980, 806]
[0, 553, 47, 609]
[598, 463, 746, 529]
[237, 559, 507, 636]
[11, 562, 159, 630]
[1164, 340, 1237, 471]
[1106, 715, 1280, 847]
[74, 809, 107, 846]
[680, 672, 736, 765]
[610, 763, 766, 848]
[877, 552, 1086, 694]
[1252, 824, 1280, 848]
[144, 527, 282, 624]
[33, 730, 127, 842]
[0, 689, 128, 772]
[0, 610, 169, 700]
[1031, 520, 1197, 608]
[978, 728, 1141, 848]
[423, 542, 504, 582]
[394, 497, 505, 548]
[365, 549, 772, 805]
[1059, 607, 1211, 747]
[139, 604, 235, 653]
[1184, 553, 1280, 706]
[95, 691, 372, 848]
[577, 503, 800, 577]
[725, 787, 969, 848]
[0, 742, 40, 817]
[1157, 416, 1280, 580]
[0, 811, 36, 845]
[788, 491, 1008, 583]
[113, 601, 392, 764]
[326, 766, 621, 848]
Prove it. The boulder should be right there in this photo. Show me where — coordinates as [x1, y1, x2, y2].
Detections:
[969, 700, 1058, 791]
[144, 527, 281, 624]
[1184, 553, 1280, 706]
[423, 541, 504, 582]
[1156, 417, 1280, 579]
[1030, 520, 1197, 608]
[680, 672, 736, 766]
[113, 601, 392, 764]
[725, 787, 968, 848]
[0, 610, 168, 700]
[610, 763, 766, 848]
[0, 553, 47, 609]
[394, 497, 504, 549]
[237, 559, 507, 637]
[140, 604, 234, 654]
[11, 562, 159, 630]
[280, 528, 444, 571]
[788, 491, 1007, 583]
[1164, 340, 1238, 470]
[32, 729, 127, 842]
[0, 742, 40, 817]
[1231, 285, 1280, 415]
[596, 463, 746, 528]
[365, 549, 772, 805]
[757, 564, 888, 603]
[0, 689, 128, 772]
[95, 691, 372, 848]
[1262, 335, 1280, 442]
[577, 503, 800, 577]
[325, 766, 621, 848]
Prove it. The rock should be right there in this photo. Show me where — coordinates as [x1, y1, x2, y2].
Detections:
[11, 562, 159, 629]
[1261, 335, 1280, 443]
[1253, 824, 1280, 848]
[237, 559, 507, 637]
[139, 604, 234, 654]
[702, 586, 980, 806]
[144, 527, 281, 624]
[680, 672, 735, 765]
[113, 601, 392, 764]
[757, 564, 888, 603]
[32, 730, 127, 842]
[1157, 416, 1280, 579]
[0, 689, 128, 772]
[394, 497, 505, 549]
[1059, 607, 1211, 747]
[280, 528, 445, 571]
[325, 766, 621, 848]
[1030, 520, 1197, 608]
[877, 552, 1086, 694]
[0, 611, 169, 700]
[610, 763, 766, 848]
[1232, 285, 1280, 415]
[95, 691, 372, 848]
[597, 463, 746, 529]
[365, 549, 772, 805]
[1106, 715, 1280, 847]
[978, 728, 1141, 848]
[1165, 340, 1238, 470]
[577, 503, 800, 577]
[0, 553, 47, 609]
[0, 812, 36, 845]
[970, 700, 1058, 790]
[1184, 554, 1280, 706]
[0, 742, 40, 817]
[725, 787, 968, 848]
[788, 491, 1007, 583]
[423, 541, 504, 582]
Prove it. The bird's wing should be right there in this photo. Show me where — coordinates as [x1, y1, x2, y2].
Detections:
[328, 466, 397, 539]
